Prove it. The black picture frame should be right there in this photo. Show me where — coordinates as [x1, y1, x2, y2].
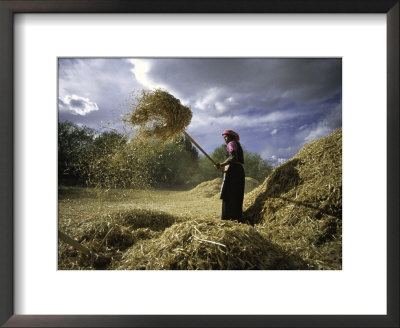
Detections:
[1, 1, 398, 327]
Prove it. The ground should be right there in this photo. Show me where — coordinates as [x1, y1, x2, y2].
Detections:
[58, 186, 340, 270]
[59, 186, 221, 223]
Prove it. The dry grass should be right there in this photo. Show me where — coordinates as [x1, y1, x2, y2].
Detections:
[58, 189, 306, 270]
[128, 89, 192, 141]
[189, 178, 223, 198]
[58, 206, 185, 270]
[243, 129, 342, 269]
[58, 187, 221, 221]
[115, 218, 306, 270]
[58, 188, 220, 270]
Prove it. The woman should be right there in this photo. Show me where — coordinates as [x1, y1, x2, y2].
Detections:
[214, 130, 245, 222]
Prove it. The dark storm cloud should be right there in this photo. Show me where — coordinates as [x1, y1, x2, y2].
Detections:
[69, 98, 85, 109]
[127, 58, 341, 164]
[129, 58, 341, 116]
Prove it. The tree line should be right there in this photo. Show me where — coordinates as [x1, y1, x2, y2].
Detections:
[59, 121, 273, 189]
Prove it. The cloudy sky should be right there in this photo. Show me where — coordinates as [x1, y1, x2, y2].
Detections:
[58, 58, 342, 166]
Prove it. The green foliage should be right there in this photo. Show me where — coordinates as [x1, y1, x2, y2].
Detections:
[143, 136, 199, 187]
[84, 131, 138, 189]
[243, 152, 273, 182]
[195, 144, 273, 183]
[58, 121, 95, 184]
[92, 131, 127, 151]
[194, 144, 226, 182]
[211, 144, 229, 163]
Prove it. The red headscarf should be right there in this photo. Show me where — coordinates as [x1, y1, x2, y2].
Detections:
[222, 129, 240, 141]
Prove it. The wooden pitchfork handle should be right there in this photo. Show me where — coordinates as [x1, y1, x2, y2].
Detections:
[182, 131, 223, 172]
[58, 229, 93, 257]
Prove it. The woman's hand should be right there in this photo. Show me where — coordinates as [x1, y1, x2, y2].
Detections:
[214, 163, 221, 170]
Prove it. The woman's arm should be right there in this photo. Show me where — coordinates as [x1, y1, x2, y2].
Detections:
[221, 150, 238, 165]
[214, 150, 238, 169]
[214, 141, 239, 170]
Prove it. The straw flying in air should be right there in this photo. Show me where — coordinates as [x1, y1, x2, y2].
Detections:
[128, 89, 218, 166]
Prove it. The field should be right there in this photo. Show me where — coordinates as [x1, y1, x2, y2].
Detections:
[59, 184, 291, 271]
[59, 186, 221, 223]
[58, 184, 337, 271]
[58, 129, 342, 271]
[58, 186, 224, 270]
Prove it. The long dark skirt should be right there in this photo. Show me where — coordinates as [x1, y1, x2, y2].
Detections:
[220, 163, 245, 221]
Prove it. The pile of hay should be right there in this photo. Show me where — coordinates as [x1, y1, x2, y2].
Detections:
[190, 177, 260, 198]
[115, 218, 306, 270]
[243, 129, 342, 269]
[128, 89, 192, 141]
[58, 208, 185, 270]
[189, 178, 222, 197]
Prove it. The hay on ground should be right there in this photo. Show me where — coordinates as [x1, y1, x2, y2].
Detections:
[189, 178, 223, 197]
[58, 208, 185, 270]
[115, 218, 307, 270]
[243, 129, 342, 269]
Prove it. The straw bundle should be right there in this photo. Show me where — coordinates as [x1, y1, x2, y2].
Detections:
[116, 218, 307, 270]
[129, 89, 192, 140]
[243, 129, 342, 269]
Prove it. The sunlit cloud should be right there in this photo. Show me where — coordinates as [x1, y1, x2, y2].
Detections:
[59, 94, 99, 115]
[127, 59, 167, 91]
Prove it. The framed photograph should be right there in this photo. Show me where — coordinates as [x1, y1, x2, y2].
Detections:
[1, 0, 398, 327]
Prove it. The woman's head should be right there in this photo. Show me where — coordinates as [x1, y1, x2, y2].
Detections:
[222, 129, 239, 143]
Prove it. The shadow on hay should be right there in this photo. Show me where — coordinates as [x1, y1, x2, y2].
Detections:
[266, 159, 302, 197]
[114, 208, 183, 231]
[314, 217, 341, 246]
[76, 208, 182, 250]
[59, 208, 185, 270]
[278, 196, 342, 220]
[244, 159, 302, 224]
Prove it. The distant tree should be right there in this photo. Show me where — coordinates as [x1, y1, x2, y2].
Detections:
[195, 144, 227, 182]
[58, 121, 95, 184]
[243, 152, 273, 182]
[92, 131, 127, 151]
[147, 135, 199, 187]
[195, 144, 273, 183]
[85, 131, 128, 188]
